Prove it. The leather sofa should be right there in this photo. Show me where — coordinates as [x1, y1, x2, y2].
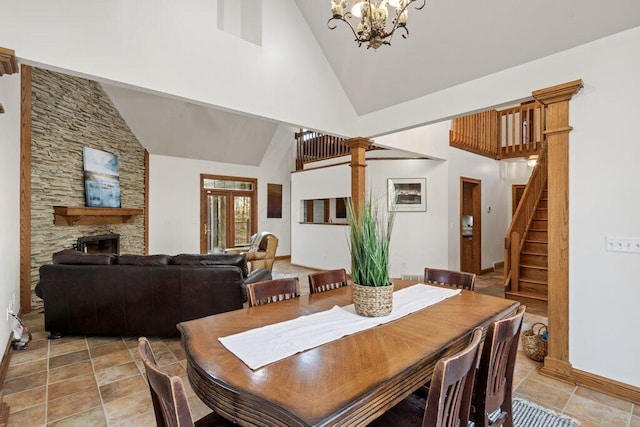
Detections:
[36, 251, 271, 338]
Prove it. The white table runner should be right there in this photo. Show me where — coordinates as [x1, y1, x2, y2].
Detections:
[219, 284, 461, 370]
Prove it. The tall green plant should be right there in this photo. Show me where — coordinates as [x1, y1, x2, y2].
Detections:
[346, 194, 396, 287]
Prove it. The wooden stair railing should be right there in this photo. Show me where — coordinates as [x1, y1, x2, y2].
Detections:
[504, 143, 548, 302]
[449, 101, 545, 160]
[295, 130, 383, 170]
[449, 109, 500, 159]
[499, 101, 545, 159]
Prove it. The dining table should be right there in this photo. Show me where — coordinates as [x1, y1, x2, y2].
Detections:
[177, 280, 519, 427]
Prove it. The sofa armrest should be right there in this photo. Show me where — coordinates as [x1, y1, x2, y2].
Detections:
[241, 268, 273, 302]
[245, 268, 272, 284]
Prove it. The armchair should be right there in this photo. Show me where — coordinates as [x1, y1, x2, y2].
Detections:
[227, 231, 279, 272]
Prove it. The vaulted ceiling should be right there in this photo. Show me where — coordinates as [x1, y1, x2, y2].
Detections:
[295, 0, 640, 114]
[85, 1, 640, 164]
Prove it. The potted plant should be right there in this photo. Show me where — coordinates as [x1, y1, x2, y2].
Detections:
[346, 194, 396, 316]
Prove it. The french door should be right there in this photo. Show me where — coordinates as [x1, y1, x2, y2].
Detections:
[200, 175, 257, 253]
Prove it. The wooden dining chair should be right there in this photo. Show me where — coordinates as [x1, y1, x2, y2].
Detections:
[370, 327, 483, 427]
[138, 337, 233, 427]
[308, 268, 348, 294]
[246, 277, 300, 307]
[471, 305, 526, 427]
[424, 267, 476, 291]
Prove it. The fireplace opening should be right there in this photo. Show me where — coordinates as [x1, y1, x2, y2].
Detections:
[75, 234, 120, 255]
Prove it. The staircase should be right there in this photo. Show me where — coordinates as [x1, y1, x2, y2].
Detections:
[506, 189, 548, 308]
[503, 142, 549, 310]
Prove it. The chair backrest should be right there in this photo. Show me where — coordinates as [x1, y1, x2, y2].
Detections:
[247, 277, 300, 307]
[424, 267, 476, 291]
[138, 337, 194, 427]
[472, 305, 526, 427]
[308, 268, 348, 294]
[423, 327, 483, 427]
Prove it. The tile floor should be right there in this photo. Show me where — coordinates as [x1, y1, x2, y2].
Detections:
[3, 261, 639, 426]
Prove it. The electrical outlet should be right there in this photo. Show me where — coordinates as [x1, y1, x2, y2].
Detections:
[6, 307, 12, 321]
[606, 236, 640, 253]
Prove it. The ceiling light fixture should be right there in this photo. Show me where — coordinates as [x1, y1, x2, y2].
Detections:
[527, 155, 538, 168]
[329, 0, 426, 50]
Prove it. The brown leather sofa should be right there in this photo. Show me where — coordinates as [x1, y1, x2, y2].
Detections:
[226, 231, 279, 272]
[36, 251, 271, 338]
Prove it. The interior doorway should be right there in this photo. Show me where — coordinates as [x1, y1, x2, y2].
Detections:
[512, 184, 526, 215]
[200, 174, 257, 253]
[460, 177, 481, 274]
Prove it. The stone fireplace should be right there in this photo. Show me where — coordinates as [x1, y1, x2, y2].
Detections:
[75, 234, 121, 255]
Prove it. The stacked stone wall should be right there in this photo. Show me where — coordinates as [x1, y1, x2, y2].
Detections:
[30, 68, 146, 307]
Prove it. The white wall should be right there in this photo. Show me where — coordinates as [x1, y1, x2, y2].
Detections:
[0, 0, 358, 137]
[290, 164, 352, 270]
[149, 124, 295, 256]
[291, 156, 449, 278]
[364, 27, 640, 387]
[0, 73, 22, 352]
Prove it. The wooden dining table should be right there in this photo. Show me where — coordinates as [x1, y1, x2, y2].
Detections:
[177, 280, 519, 427]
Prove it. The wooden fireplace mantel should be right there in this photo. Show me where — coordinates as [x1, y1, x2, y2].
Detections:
[53, 206, 143, 226]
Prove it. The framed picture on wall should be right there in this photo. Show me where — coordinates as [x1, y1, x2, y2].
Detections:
[83, 147, 121, 208]
[387, 178, 426, 212]
[267, 183, 283, 218]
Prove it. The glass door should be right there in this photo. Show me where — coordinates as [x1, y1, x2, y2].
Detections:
[206, 192, 227, 253]
[201, 175, 257, 253]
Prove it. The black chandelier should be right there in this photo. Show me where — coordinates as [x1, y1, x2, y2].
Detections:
[328, 0, 426, 49]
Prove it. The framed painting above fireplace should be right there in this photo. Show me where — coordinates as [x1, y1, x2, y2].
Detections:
[83, 147, 121, 208]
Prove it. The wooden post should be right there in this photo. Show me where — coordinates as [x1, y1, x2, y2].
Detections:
[343, 137, 372, 217]
[533, 79, 583, 381]
[20, 64, 32, 314]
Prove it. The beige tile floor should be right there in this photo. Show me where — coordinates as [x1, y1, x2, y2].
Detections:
[4, 261, 639, 426]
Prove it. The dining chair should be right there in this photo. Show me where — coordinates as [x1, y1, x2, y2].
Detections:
[424, 267, 476, 291]
[370, 327, 483, 427]
[471, 305, 526, 427]
[308, 268, 349, 294]
[138, 337, 233, 427]
[246, 277, 300, 307]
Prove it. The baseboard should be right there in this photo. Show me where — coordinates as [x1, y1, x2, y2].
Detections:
[573, 368, 640, 405]
[480, 267, 494, 275]
[540, 357, 640, 405]
[288, 262, 323, 272]
[494, 260, 504, 269]
[274, 255, 291, 261]
[540, 357, 575, 384]
[0, 331, 13, 424]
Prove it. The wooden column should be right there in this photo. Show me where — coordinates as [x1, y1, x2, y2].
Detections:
[20, 65, 32, 314]
[343, 137, 372, 216]
[533, 80, 583, 381]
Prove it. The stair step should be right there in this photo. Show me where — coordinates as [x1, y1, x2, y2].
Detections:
[531, 219, 548, 230]
[534, 211, 548, 220]
[523, 241, 548, 254]
[527, 231, 548, 241]
[518, 281, 548, 296]
[520, 267, 548, 282]
[521, 263, 547, 270]
[520, 277, 549, 286]
[505, 290, 548, 303]
[521, 253, 547, 266]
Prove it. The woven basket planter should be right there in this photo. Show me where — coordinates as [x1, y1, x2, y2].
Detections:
[352, 283, 394, 317]
[521, 322, 548, 362]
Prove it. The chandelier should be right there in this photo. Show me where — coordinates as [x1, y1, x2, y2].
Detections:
[328, 0, 426, 49]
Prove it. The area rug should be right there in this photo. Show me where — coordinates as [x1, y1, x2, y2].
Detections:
[371, 394, 580, 427]
[512, 397, 580, 426]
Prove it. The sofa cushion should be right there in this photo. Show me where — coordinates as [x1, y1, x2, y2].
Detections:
[52, 250, 115, 265]
[172, 254, 249, 277]
[117, 254, 172, 266]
